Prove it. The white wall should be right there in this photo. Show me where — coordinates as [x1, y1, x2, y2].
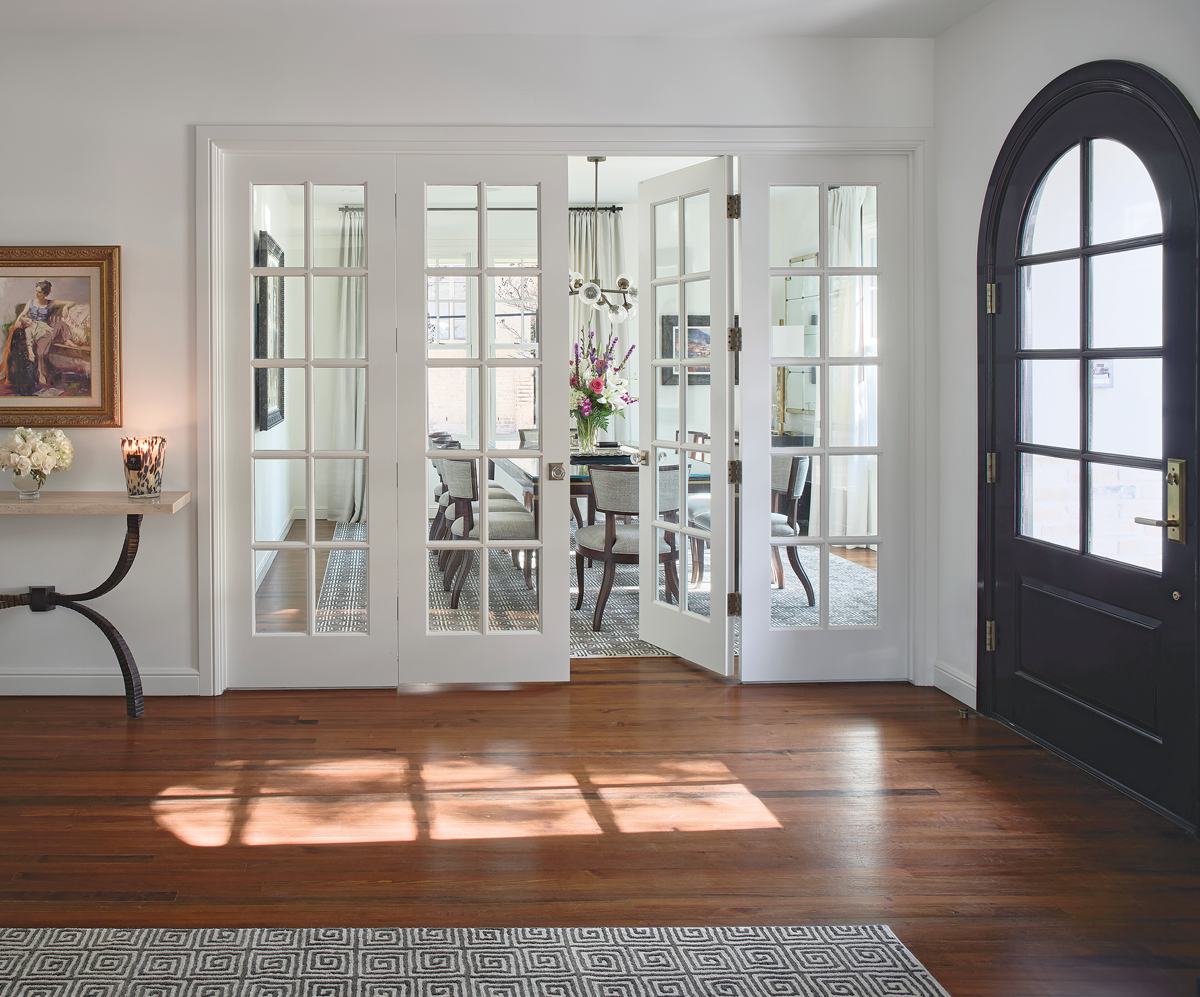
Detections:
[0, 29, 933, 696]
[933, 0, 1200, 706]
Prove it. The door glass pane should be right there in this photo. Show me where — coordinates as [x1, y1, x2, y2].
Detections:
[254, 367, 305, 450]
[255, 548, 307, 634]
[1090, 139, 1162, 244]
[683, 193, 710, 275]
[488, 548, 539, 632]
[254, 458, 306, 542]
[253, 185, 304, 267]
[1089, 358, 1162, 459]
[1020, 259, 1080, 349]
[655, 369, 680, 443]
[1019, 359, 1079, 450]
[683, 533, 710, 619]
[828, 276, 878, 357]
[427, 367, 479, 450]
[655, 451, 682, 525]
[656, 529, 680, 606]
[685, 453, 712, 536]
[655, 284, 680, 359]
[771, 454, 816, 538]
[830, 545, 877, 626]
[654, 200, 679, 278]
[829, 365, 877, 447]
[1019, 453, 1080, 550]
[316, 549, 368, 633]
[429, 548, 479, 632]
[489, 367, 538, 450]
[828, 186, 877, 267]
[254, 276, 304, 359]
[685, 367, 711, 444]
[684, 281, 711, 359]
[770, 275, 819, 357]
[315, 459, 368, 531]
[827, 454, 877, 537]
[1088, 463, 1162, 572]
[427, 275, 478, 359]
[427, 186, 478, 267]
[492, 457, 537, 522]
[1089, 246, 1162, 348]
[769, 186, 820, 267]
[770, 543, 819, 628]
[772, 366, 818, 447]
[313, 185, 365, 268]
[313, 368, 367, 452]
[487, 186, 538, 268]
[313, 276, 365, 359]
[1021, 145, 1080, 256]
[490, 275, 539, 358]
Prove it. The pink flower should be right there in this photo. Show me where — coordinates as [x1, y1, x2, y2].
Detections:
[589, 378, 605, 393]
[570, 375, 580, 387]
[579, 398, 593, 416]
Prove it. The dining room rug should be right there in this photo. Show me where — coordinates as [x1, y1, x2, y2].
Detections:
[0, 925, 951, 996]
[315, 523, 368, 633]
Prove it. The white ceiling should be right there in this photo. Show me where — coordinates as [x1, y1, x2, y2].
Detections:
[13, 0, 994, 36]
[568, 157, 715, 205]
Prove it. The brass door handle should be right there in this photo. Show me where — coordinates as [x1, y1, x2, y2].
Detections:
[1134, 517, 1180, 528]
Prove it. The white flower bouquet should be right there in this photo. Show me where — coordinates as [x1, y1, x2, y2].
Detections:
[0, 426, 74, 488]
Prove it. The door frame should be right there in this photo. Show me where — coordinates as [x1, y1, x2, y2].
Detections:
[196, 125, 934, 696]
[976, 61, 1200, 827]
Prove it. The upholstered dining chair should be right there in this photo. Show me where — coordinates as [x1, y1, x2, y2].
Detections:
[439, 458, 537, 609]
[574, 464, 680, 631]
[428, 451, 518, 542]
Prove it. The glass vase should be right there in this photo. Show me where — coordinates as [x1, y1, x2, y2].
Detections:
[575, 416, 601, 454]
[12, 471, 41, 499]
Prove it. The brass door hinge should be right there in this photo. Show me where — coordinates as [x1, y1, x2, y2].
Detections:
[986, 452, 998, 483]
[728, 327, 742, 351]
[728, 460, 742, 485]
[986, 283, 999, 314]
[985, 620, 997, 652]
[728, 592, 742, 616]
[727, 194, 741, 219]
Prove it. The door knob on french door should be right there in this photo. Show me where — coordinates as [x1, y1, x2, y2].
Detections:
[548, 463, 566, 481]
[1134, 517, 1180, 527]
[1134, 458, 1185, 544]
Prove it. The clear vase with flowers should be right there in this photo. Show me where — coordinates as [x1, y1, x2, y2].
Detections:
[0, 427, 74, 499]
[570, 329, 637, 453]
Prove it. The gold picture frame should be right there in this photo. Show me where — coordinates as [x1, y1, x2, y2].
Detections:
[0, 246, 121, 427]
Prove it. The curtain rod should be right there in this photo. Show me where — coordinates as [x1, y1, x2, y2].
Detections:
[569, 205, 622, 212]
[339, 205, 364, 212]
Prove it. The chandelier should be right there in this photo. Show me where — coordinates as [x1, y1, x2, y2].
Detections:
[568, 156, 638, 324]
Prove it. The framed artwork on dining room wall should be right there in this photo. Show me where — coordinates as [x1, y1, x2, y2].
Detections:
[0, 246, 122, 427]
[255, 230, 285, 432]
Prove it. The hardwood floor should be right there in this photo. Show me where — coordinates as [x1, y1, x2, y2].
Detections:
[255, 520, 335, 632]
[1, 660, 1198, 996]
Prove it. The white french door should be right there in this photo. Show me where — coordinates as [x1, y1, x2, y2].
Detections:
[637, 158, 735, 676]
[222, 155, 399, 687]
[397, 156, 570, 682]
[738, 154, 910, 681]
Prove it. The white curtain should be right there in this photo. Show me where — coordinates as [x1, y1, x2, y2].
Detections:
[327, 208, 367, 524]
[569, 207, 626, 345]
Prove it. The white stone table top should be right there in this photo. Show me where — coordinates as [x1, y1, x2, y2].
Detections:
[0, 490, 192, 515]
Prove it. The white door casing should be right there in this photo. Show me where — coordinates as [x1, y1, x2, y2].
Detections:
[739, 154, 910, 681]
[637, 157, 734, 676]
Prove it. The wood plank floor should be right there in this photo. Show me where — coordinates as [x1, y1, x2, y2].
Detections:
[1, 659, 1198, 996]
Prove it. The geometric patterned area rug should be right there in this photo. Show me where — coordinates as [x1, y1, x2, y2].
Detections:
[315, 523, 367, 634]
[0, 925, 952, 996]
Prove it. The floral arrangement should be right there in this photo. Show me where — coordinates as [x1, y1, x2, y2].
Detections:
[570, 329, 636, 452]
[0, 427, 74, 488]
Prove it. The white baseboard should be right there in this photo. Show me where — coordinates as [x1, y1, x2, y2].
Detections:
[934, 659, 976, 709]
[0, 670, 201, 697]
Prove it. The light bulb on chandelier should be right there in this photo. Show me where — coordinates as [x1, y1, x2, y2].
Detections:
[568, 156, 638, 322]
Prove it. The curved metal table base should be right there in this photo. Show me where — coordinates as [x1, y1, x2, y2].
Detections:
[0, 514, 145, 718]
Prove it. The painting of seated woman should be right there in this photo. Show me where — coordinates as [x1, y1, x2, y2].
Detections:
[0, 276, 93, 399]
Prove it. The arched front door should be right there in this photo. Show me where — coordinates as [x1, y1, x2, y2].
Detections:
[980, 61, 1200, 830]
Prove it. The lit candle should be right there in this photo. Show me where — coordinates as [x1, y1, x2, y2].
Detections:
[121, 436, 167, 497]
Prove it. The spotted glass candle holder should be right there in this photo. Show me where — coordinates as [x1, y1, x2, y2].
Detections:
[121, 436, 166, 497]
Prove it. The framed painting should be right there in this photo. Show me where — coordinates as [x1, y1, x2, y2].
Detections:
[0, 246, 121, 427]
[255, 231, 285, 432]
[659, 313, 711, 386]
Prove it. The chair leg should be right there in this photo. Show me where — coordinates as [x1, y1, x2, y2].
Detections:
[570, 497, 584, 529]
[442, 548, 462, 590]
[690, 537, 703, 585]
[771, 547, 784, 589]
[511, 549, 520, 566]
[786, 545, 816, 606]
[428, 506, 445, 541]
[524, 549, 533, 589]
[449, 549, 475, 609]
[592, 557, 618, 631]
[665, 557, 680, 605]
[575, 551, 586, 610]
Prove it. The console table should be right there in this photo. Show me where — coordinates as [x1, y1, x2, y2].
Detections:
[0, 491, 192, 719]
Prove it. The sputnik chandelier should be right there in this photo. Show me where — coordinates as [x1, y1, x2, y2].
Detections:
[568, 156, 638, 324]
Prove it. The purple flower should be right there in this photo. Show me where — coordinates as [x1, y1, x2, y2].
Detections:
[579, 398, 593, 416]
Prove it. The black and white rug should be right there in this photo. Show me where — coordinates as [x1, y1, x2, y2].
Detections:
[315, 523, 368, 634]
[0, 925, 950, 996]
